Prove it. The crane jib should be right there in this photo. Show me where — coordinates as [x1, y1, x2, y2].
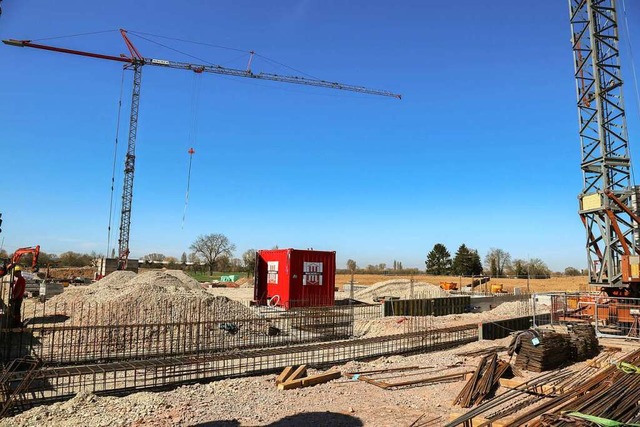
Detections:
[3, 32, 401, 270]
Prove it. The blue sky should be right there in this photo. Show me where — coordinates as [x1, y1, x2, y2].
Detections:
[2, 1, 640, 271]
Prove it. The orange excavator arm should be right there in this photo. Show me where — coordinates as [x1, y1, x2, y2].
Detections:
[11, 246, 40, 267]
[0, 245, 40, 277]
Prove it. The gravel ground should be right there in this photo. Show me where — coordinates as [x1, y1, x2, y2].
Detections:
[4, 279, 552, 426]
[1, 337, 514, 427]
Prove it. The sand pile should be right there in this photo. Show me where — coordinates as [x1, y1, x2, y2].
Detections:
[354, 280, 449, 302]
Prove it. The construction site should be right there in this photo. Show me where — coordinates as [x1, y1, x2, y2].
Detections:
[3, 0, 640, 426]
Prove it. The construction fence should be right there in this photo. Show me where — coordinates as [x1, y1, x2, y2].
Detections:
[550, 293, 640, 339]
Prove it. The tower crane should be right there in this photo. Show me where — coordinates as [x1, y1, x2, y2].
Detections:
[568, 0, 640, 295]
[3, 30, 401, 270]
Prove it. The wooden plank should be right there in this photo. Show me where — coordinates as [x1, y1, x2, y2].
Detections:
[287, 365, 307, 382]
[278, 370, 341, 390]
[498, 378, 522, 388]
[275, 366, 295, 385]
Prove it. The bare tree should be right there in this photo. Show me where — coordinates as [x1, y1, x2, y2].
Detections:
[188, 252, 201, 273]
[485, 248, 511, 277]
[242, 249, 257, 277]
[565, 266, 581, 276]
[346, 259, 357, 272]
[190, 234, 236, 275]
[143, 253, 166, 262]
[528, 258, 551, 278]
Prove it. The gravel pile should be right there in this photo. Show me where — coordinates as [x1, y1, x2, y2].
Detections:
[353, 316, 434, 337]
[490, 300, 533, 316]
[45, 270, 254, 324]
[354, 280, 449, 302]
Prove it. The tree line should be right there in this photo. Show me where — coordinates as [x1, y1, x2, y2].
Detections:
[0, 249, 100, 268]
[1, 233, 257, 275]
[3, 234, 586, 278]
[424, 243, 584, 278]
[341, 259, 420, 275]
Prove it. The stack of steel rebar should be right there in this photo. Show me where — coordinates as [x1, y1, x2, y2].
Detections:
[453, 352, 510, 408]
[511, 349, 640, 426]
[444, 349, 622, 427]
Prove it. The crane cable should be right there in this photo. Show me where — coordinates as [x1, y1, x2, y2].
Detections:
[182, 148, 195, 229]
[182, 73, 201, 229]
[107, 69, 126, 257]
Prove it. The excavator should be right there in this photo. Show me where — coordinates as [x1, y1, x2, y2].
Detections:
[0, 246, 40, 278]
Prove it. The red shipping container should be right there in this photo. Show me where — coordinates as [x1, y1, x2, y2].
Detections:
[254, 249, 336, 309]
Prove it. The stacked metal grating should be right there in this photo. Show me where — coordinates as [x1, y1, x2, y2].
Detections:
[515, 326, 598, 373]
[515, 332, 571, 372]
[568, 324, 599, 362]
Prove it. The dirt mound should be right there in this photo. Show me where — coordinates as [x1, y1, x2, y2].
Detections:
[354, 279, 449, 301]
[238, 278, 254, 288]
[46, 267, 97, 280]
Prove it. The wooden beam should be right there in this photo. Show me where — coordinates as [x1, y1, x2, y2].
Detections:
[278, 370, 341, 390]
[275, 366, 295, 385]
[287, 365, 307, 382]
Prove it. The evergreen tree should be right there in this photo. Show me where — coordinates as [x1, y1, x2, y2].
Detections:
[470, 250, 483, 275]
[425, 243, 452, 274]
[452, 244, 472, 275]
[452, 245, 483, 276]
